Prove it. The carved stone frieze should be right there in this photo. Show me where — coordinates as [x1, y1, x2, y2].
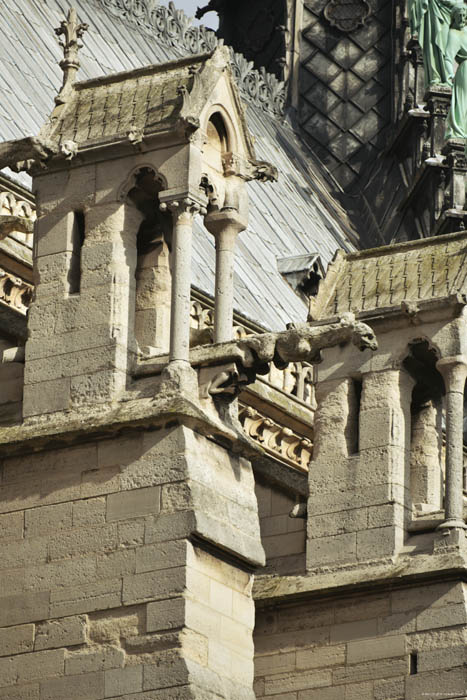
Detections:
[0, 270, 33, 315]
[239, 404, 313, 471]
[0, 189, 35, 247]
[0, 191, 35, 221]
[94, 0, 286, 115]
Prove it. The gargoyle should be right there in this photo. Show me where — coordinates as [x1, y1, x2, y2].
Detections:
[236, 312, 377, 372]
[252, 160, 279, 183]
[0, 136, 58, 172]
[206, 313, 377, 398]
[195, 0, 226, 20]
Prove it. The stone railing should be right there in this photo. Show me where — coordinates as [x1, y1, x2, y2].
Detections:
[95, 0, 286, 116]
[239, 405, 312, 472]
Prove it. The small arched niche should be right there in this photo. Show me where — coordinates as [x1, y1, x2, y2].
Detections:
[204, 112, 229, 176]
[403, 339, 445, 514]
[124, 166, 173, 356]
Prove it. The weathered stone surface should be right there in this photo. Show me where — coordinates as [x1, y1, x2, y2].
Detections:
[35, 616, 88, 651]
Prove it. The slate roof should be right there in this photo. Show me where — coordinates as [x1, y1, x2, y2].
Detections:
[41, 53, 213, 148]
[0, 0, 357, 330]
[313, 231, 467, 319]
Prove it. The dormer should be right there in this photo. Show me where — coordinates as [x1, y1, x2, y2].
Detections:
[1, 22, 271, 416]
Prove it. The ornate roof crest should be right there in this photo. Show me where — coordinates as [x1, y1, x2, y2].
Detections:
[55, 7, 88, 104]
[94, 0, 286, 116]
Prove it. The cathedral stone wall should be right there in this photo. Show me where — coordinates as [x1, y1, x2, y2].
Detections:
[254, 583, 467, 698]
[0, 426, 260, 699]
[255, 479, 306, 576]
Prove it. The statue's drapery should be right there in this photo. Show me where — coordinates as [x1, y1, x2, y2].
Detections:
[445, 35, 467, 137]
[408, 0, 453, 85]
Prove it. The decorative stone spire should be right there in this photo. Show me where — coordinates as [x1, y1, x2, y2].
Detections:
[54, 8, 88, 105]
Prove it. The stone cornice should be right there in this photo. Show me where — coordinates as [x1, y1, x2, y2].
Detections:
[94, 0, 286, 116]
[254, 551, 467, 605]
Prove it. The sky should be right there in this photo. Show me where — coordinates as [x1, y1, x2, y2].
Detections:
[160, 0, 219, 29]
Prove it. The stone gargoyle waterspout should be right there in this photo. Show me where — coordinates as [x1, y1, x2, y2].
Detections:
[204, 312, 378, 397]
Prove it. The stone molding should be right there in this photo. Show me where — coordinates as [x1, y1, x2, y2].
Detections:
[239, 403, 312, 472]
[95, 0, 286, 116]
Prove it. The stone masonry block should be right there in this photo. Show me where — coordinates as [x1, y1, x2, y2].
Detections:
[254, 651, 296, 676]
[0, 512, 23, 542]
[35, 615, 88, 651]
[417, 645, 466, 671]
[23, 377, 71, 417]
[142, 653, 190, 691]
[416, 603, 467, 630]
[374, 678, 405, 700]
[35, 210, 75, 257]
[135, 540, 188, 574]
[0, 591, 49, 627]
[16, 649, 65, 684]
[347, 635, 406, 663]
[356, 526, 402, 560]
[49, 578, 122, 618]
[107, 486, 161, 522]
[296, 644, 346, 670]
[48, 524, 117, 560]
[308, 532, 356, 566]
[334, 594, 390, 623]
[25, 344, 125, 385]
[0, 623, 34, 656]
[344, 681, 374, 700]
[0, 686, 39, 700]
[378, 611, 416, 636]
[264, 669, 332, 694]
[330, 618, 378, 643]
[310, 509, 367, 538]
[122, 566, 186, 605]
[104, 666, 143, 697]
[73, 497, 106, 526]
[391, 582, 464, 613]
[40, 671, 105, 700]
[406, 668, 466, 700]
[144, 511, 196, 544]
[97, 435, 142, 468]
[25, 502, 72, 537]
[332, 659, 408, 684]
[297, 687, 342, 700]
[96, 549, 136, 580]
[146, 597, 186, 633]
[65, 647, 125, 675]
[80, 465, 120, 499]
[359, 408, 407, 450]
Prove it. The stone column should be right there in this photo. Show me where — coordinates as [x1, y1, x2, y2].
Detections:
[436, 355, 467, 530]
[160, 199, 201, 364]
[204, 208, 247, 343]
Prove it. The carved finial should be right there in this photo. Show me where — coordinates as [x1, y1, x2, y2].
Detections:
[54, 8, 88, 105]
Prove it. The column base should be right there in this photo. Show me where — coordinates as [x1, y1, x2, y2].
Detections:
[161, 360, 198, 397]
[437, 518, 467, 530]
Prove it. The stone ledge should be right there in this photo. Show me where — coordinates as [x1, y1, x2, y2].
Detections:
[0, 393, 238, 457]
[253, 550, 467, 605]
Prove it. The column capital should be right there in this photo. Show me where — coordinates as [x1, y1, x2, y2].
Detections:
[159, 197, 207, 219]
[204, 207, 248, 242]
[436, 355, 467, 392]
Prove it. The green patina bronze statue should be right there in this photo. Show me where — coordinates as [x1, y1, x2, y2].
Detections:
[445, 4, 467, 138]
[409, 0, 458, 86]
